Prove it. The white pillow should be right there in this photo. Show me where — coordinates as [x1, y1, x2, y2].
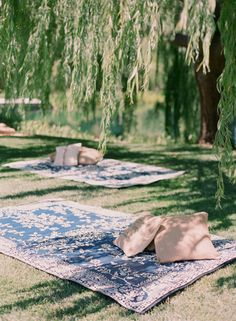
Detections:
[64, 143, 82, 166]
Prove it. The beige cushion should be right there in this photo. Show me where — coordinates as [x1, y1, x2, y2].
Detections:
[78, 147, 103, 165]
[64, 143, 82, 166]
[53, 146, 66, 166]
[49, 152, 56, 162]
[51, 143, 81, 166]
[154, 212, 219, 263]
[114, 214, 163, 257]
[50, 146, 103, 165]
[0, 123, 15, 135]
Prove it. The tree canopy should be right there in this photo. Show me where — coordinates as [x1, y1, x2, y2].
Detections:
[0, 0, 235, 203]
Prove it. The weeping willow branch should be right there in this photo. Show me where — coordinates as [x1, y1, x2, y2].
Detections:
[0, 0, 216, 139]
[0, 1, 20, 98]
[0, 0, 234, 202]
[214, 2, 236, 206]
[177, 0, 216, 72]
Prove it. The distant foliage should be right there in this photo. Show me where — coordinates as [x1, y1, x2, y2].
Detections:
[160, 43, 199, 142]
[0, 0, 234, 201]
[214, 1, 236, 205]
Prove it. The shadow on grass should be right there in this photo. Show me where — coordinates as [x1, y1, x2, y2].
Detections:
[50, 292, 113, 320]
[0, 184, 102, 200]
[114, 159, 236, 232]
[215, 267, 236, 289]
[0, 135, 197, 170]
[0, 174, 22, 180]
[0, 278, 113, 318]
[0, 135, 99, 166]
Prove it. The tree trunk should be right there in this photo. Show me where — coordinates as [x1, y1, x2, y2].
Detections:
[173, 4, 224, 144]
[194, 11, 225, 144]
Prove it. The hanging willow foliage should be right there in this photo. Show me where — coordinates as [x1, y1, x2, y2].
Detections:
[214, 1, 236, 205]
[177, 0, 216, 72]
[0, 0, 234, 201]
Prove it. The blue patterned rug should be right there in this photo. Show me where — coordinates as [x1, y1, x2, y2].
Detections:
[0, 199, 235, 313]
[3, 158, 184, 188]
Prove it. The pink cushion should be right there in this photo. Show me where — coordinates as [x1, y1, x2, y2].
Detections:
[154, 212, 219, 263]
[78, 147, 103, 165]
[114, 212, 219, 263]
[53, 143, 82, 166]
[64, 143, 81, 166]
[114, 214, 162, 257]
[53, 146, 66, 166]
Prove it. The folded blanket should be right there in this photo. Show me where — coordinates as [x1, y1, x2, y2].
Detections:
[114, 212, 219, 263]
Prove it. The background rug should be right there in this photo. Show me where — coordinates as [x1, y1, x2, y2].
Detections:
[3, 158, 184, 188]
[0, 199, 235, 313]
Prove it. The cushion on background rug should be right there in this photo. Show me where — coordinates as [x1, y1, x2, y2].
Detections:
[78, 146, 103, 165]
[53, 146, 66, 166]
[154, 212, 219, 263]
[50, 145, 102, 165]
[2, 159, 185, 188]
[53, 143, 82, 166]
[64, 143, 82, 166]
[0, 123, 16, 135]
[0, 199, 235, 313]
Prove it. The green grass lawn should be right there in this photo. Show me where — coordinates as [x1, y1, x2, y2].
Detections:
[0, 136, 235, 321]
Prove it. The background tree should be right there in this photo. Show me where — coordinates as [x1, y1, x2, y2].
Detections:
[0, 0, 235, 203]
[171, 2, 224, 144]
